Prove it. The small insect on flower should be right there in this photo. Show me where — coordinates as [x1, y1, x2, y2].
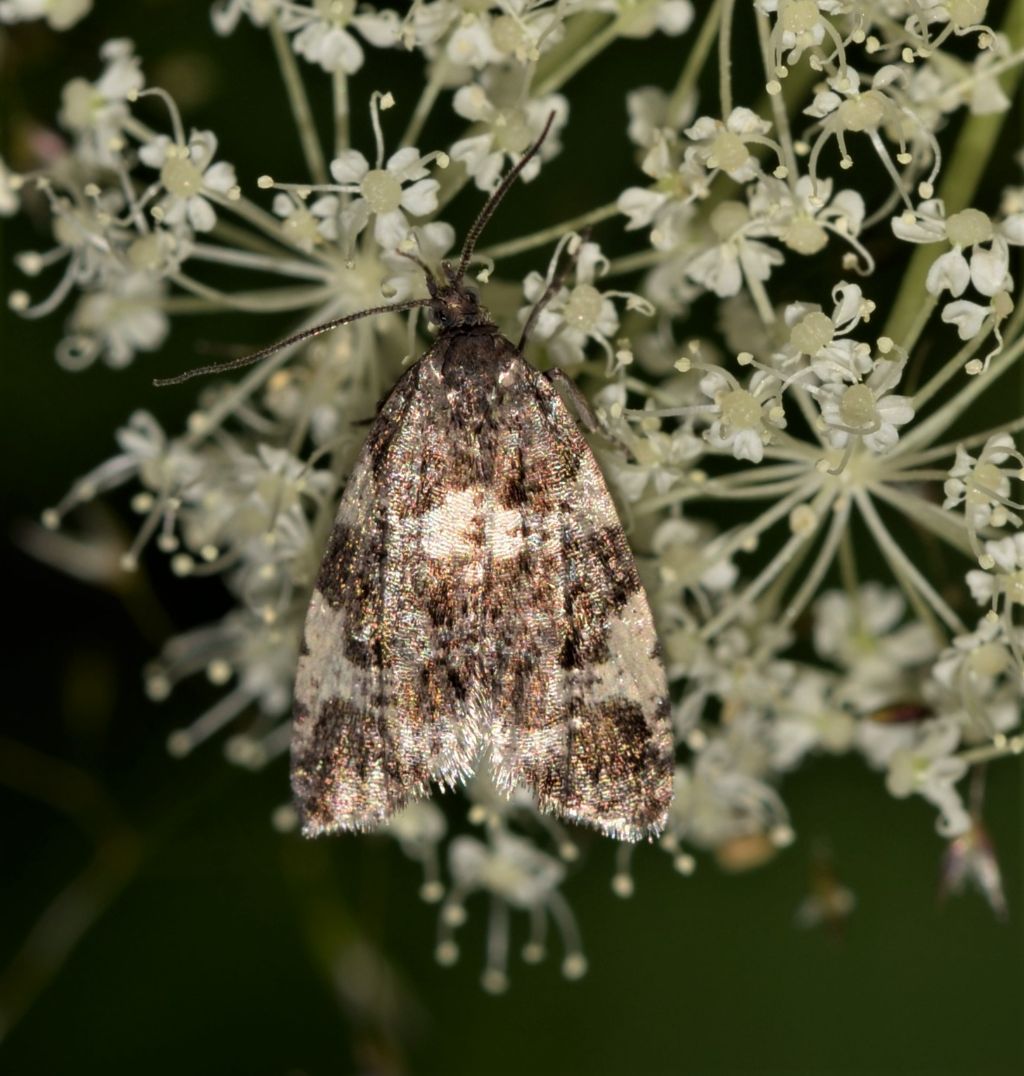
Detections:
[157, 118, 674, 843]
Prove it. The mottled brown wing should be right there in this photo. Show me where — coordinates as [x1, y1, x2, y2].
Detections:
[291, 357, 485, 835]
[293, 334, 672, 840]
[485, 364, 675, 841]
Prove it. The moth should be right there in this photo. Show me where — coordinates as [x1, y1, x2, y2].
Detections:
[160, 119, 674, 841]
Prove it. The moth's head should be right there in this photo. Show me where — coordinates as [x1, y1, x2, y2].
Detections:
[426, 268, 487, 330]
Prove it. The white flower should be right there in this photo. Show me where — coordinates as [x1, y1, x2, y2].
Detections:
[0, 0, 91, 30]
[885, 717, 969, 836]
[802, 66, 925, 197]
[276, 1, 400, 74]
[626, 85, 693, 149]
[517, 240, 643, 368]
[685, 107, 773, 182]
[139, 129, 238, 233]
[62, 268, 169, 369]
[439, 824, 585, 987]
[210, 0, 281, 34]
[816, 356, 915, 453]
[449, 831, 565, 907]
[11, 186, 134, 324]
[699, 367, 785, 464]
[775, 283, 876, 380]
[770, 670, 855, 770]
[102, 410, 203, 499]
[380, 220, 456, 299]
[388, 800, 446, 847]
[686, 200, 785, 299]
[943, 434, 1023, 551]
[930, 617, 1022, 743]
[670, 746, 790, 851]
[855, 717, 922, 771]
[58, 38, 144, 165]
[894, 201, 1016, 299]
[940, 298, 988, 340]
[814, 584, 938, 711]
[618, 186, 670, 230]
[316, 145, 440, 249]
[751, 175, 867, 259]
[652, 518, 738, 595]
[966, 533, 1024, 609]
[450, 80, 567, 191]
[273, 190, 328, 252]
[759, 0, 830, 72]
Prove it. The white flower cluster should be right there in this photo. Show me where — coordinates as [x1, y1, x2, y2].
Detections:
[6, 0, 1022, 984]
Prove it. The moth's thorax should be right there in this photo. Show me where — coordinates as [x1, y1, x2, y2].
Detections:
[433, 324, 518, 393]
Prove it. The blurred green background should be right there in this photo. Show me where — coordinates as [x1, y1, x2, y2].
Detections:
[2, 3, 1021, 1074]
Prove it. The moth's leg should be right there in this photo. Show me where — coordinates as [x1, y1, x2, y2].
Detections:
[517, 227, 592, 352]
[544, 368, 600, 433]
[544, 367, 637, 460]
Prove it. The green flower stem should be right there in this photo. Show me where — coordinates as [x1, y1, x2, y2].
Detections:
[838, 527, 859, 602]
[885, 468, 959, 482]
[719, 0, 736, 116]
[882, 0, 1024, 346]
[854, 490, 966, 634]
[945, 46, 1024, 98]
[896, 414, 1024, 467]
[269, 17, 328, 185]
[188, 241, 332, 281]
[897, 295, 941, 362]
[333, 68, 349, 160]
[868, 482, 974, 557]
[957, 734, 1024, 765]
[702, 461, 810, 485]
[698, 475, 812, 500]
[911, 320, 995, 411]
[169, 273, 335, 313]
[476, 201, 620, 260]
[161, 295, 238, 314]
[754, 8, 798, 182]
[534, 14, 620, 97]
[743, 256, 776, 324]
[210, 218, 293, 257]
[700, 477, 817, 565]
[606, 248, 666, 277]
[209, 191, 338, 267]
[699, 485, 836, 640]
[401, 57, 449, 149]
[891, 331, 1024, 459]
[778, 496, 852, 628]
[667, 0, 722, 125]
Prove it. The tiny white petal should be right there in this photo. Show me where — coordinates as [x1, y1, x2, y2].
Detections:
[400, 177, 439, 217]
[925, 249, 970, 297]
[969, 239, 1010, 297]
[330, 150, 369, 184]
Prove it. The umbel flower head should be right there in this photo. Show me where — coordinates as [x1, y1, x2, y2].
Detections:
[6, 0, 1023, 986]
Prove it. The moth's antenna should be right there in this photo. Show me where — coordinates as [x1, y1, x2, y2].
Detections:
[455, 110, 557, 282]
[153, 298, 432, 387]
